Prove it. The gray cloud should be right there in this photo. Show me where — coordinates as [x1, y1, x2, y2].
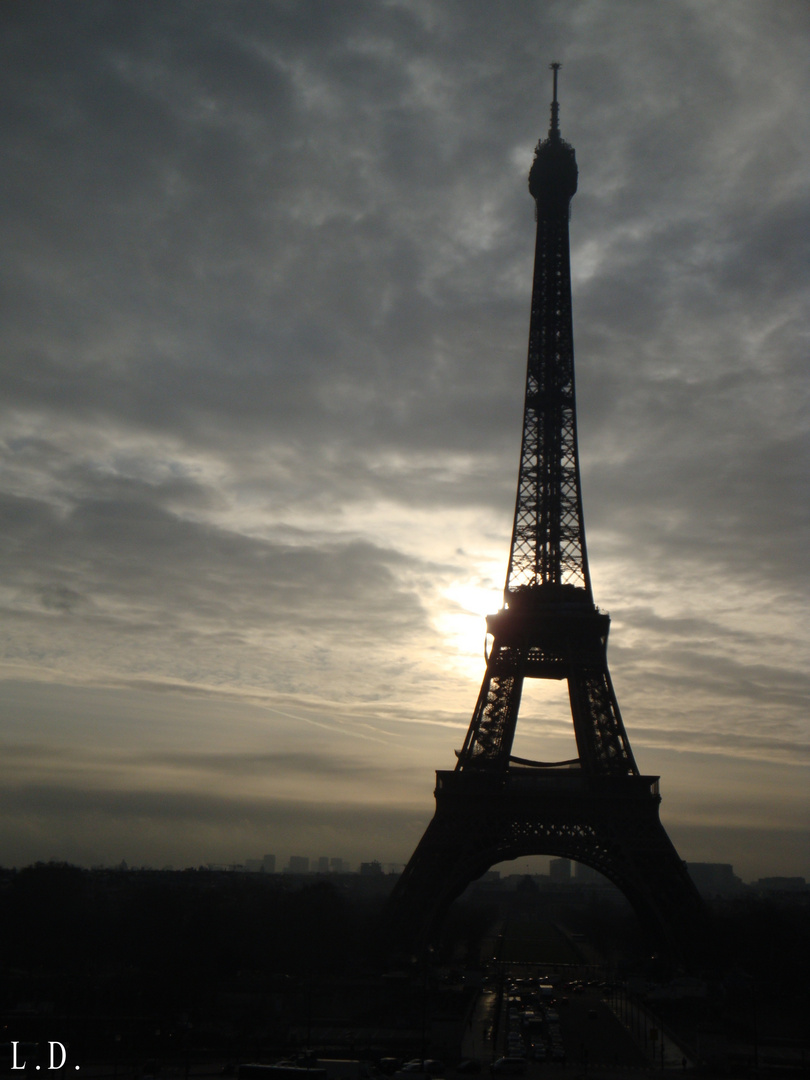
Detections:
[0, 0, 808, 877]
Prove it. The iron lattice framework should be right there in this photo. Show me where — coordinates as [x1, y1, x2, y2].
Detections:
[455, 63, 636, 778]
[386, 66, 707, 966]
[507, 112, 588, 598]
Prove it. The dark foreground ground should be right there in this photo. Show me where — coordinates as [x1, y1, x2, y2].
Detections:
[0, 864, 808, 1078]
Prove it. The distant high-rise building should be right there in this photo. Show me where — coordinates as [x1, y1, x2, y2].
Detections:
[549, 858, 571, 884]
[330, 857, 345, 874]
[316, 856, 329, 874]
[359, 860, 383, 876]
[574, 862, 601, 884]
[686, 863, 743, 897]
[287, 855, 309, 874]
[262, 854, 276, 873]
[753, 876, 806, 894]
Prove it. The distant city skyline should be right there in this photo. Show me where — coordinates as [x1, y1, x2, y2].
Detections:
[1, 3, 808, 881]
[11, 850, 807, 895]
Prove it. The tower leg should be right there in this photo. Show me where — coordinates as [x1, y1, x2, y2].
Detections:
[386, 769, 708, 968]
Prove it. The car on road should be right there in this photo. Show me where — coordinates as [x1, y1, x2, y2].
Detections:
[395, 1062, 444, 1080]
[491, 1059, 526, 1075]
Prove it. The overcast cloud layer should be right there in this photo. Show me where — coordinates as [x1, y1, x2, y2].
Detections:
[1, 0, 808, 880]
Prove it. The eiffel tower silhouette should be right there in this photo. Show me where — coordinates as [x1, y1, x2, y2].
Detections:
[386, 66, 706, 965]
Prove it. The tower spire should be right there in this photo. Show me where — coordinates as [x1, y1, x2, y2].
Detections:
[549, 60, 561, 136]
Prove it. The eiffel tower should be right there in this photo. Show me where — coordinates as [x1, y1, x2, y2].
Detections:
[386, 66, 706, 966]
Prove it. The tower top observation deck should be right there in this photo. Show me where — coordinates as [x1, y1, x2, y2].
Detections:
[528, 62, 578, 209]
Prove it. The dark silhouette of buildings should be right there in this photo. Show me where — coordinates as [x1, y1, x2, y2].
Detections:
[1, 859, 808, 1073]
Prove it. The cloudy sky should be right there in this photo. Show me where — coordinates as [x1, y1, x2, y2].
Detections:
[1, 0, 808, 881]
